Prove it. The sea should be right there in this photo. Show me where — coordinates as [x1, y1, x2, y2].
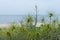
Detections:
[0, 15, 60, 23]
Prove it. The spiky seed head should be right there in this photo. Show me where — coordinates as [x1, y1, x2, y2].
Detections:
[53, 20, 56, 23]
[27, 16, 33, 23]
[6, 32, 11, 37]
[49, 12, 53, 17]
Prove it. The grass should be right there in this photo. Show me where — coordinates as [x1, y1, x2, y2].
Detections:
[0, 13, 60, 40]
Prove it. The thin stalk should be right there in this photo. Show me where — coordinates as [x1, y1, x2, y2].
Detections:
[35, 5, 37, 27]
[50, 17, 51, 24]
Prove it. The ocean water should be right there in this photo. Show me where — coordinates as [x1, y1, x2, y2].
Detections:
[0, 15, 60, 23]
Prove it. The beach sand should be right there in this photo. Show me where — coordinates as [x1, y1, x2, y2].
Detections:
[0, 23, 10, 28]
[0, 23, 43, 28]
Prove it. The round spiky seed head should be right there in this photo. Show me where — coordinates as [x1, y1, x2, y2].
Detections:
[6, 32, 11, 37]
[49, 12, 53, 17]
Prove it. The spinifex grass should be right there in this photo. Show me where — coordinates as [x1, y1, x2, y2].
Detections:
[0, 13, 60, 40]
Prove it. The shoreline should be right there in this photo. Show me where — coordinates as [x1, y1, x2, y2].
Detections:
[0, 23, 43, 28]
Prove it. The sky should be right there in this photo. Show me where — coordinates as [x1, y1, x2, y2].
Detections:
[0, 0, 60, 15]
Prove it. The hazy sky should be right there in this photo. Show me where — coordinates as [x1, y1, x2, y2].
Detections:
[0, 0, 60, 15]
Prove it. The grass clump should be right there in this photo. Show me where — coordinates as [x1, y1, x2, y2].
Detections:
[0, 13, 60, 40]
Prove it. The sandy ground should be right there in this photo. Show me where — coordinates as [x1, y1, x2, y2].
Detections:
[0, 23, 43, 28]
[0, 23, 10, 28]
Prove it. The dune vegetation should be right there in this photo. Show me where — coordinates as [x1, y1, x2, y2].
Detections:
[0, 13, 60, 40]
